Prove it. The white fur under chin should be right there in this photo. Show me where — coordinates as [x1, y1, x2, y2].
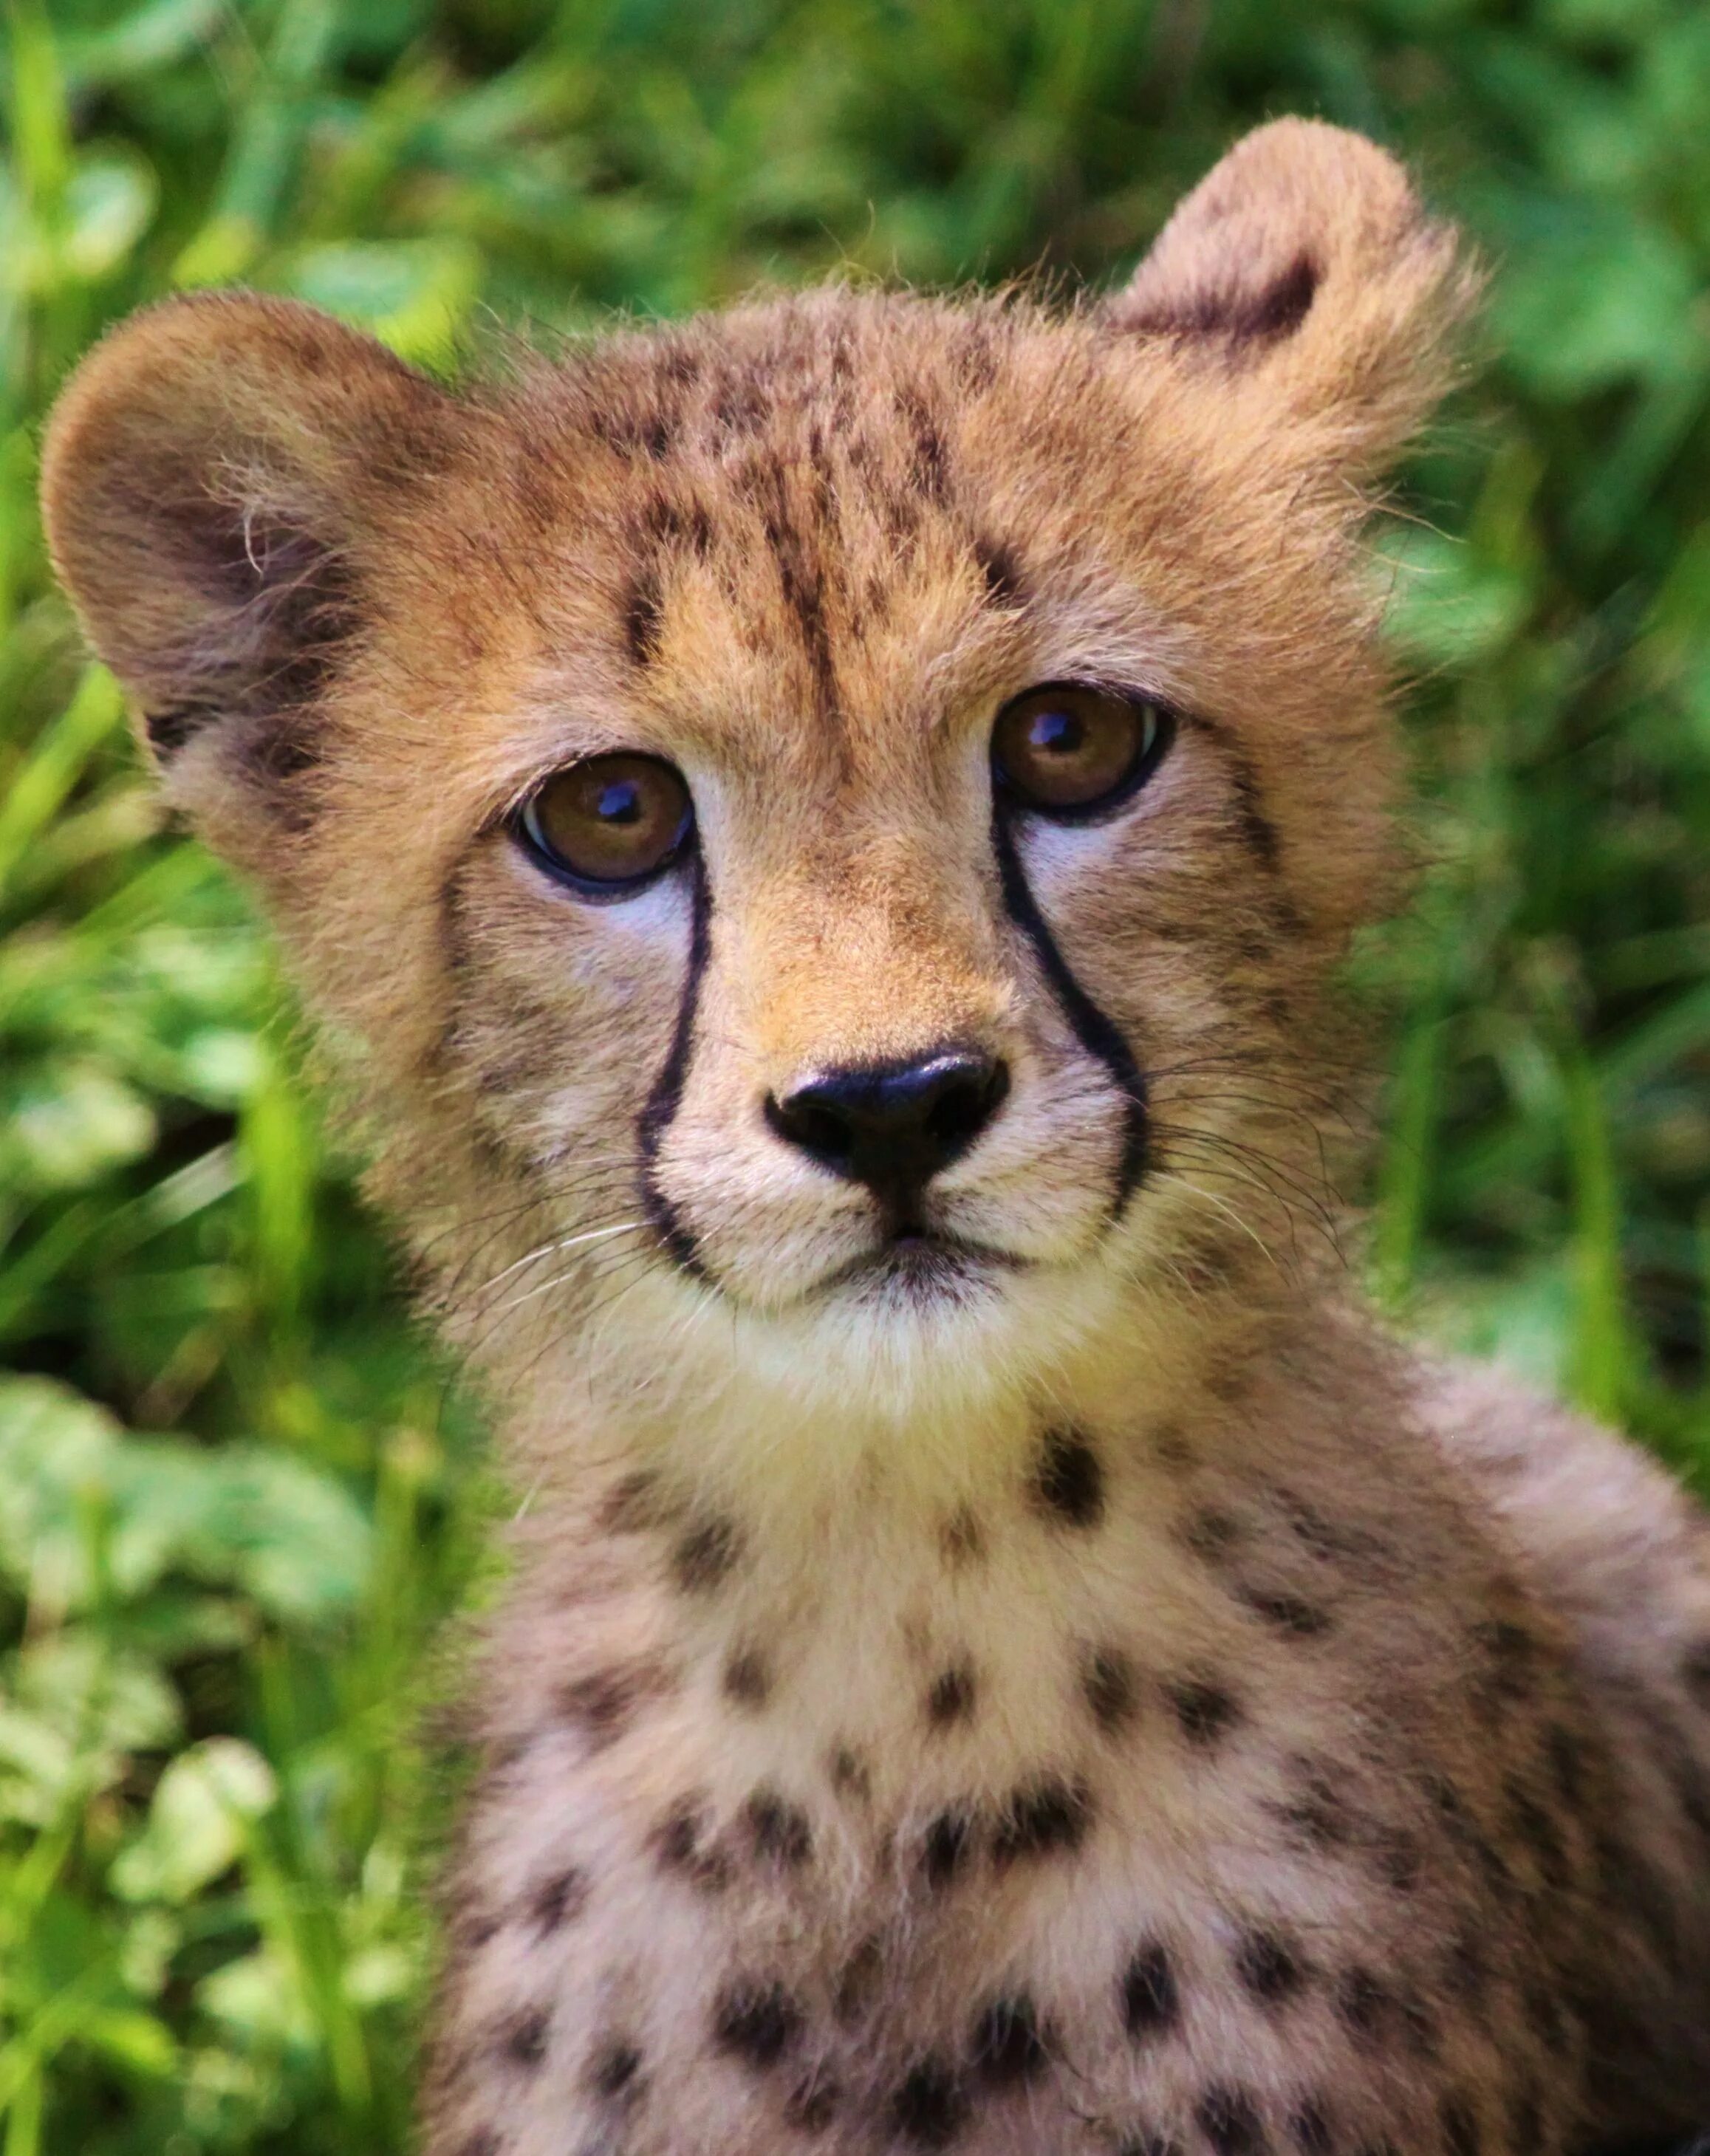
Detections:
[495, 1239, 1195, 1522]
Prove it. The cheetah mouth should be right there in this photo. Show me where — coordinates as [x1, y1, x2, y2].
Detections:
[814, 1228, 1029, 1304]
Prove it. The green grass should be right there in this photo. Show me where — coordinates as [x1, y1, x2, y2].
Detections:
[4, 0, 1710, 2146]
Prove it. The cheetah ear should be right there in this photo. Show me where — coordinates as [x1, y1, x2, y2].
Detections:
[1108, 118, 1478, 472]
[40, 292, 456, 795]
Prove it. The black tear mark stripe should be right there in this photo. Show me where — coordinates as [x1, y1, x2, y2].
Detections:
[991, 808, 1148, 1208]
[638, 847, 712, 1276]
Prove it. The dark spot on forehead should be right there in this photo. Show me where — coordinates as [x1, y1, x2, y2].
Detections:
[672, 1516, 740, 1592]
[528, 1866, 586, 1934]
[711, 1977, 803, 2068]
[927, 1661, 978, 1728]
[624, 566, 663, 667]
[1234, 1926, 1307, 2006]
[993, 1774, 1092, 1865]
[589, 2036, 643, 2101]
[923, 1806, 977, 1886]
[1166, 1676, 1241, 1747]
[1198, 2084, 1268, 2156]
[1033, 1428, 1105, 1528]
[723, 1648, 770, 1707]
[1084, 1645, 1140, 1733]
[971, 1993, 1050, 2084]
[973, 535, 1024, 609]
[892, 2057, 969, 2146]
[897, 386, 951, 506]
[1121, 1941, 1180, 2040]
[746, 1787, 812, 1866]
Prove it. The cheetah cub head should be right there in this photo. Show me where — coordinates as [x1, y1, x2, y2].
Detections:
[42, 121, 1471, 1454]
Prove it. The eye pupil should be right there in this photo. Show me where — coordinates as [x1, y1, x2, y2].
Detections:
[598, 780, 643, 824]
[1030, 709, 1083, 755]
[993, 683, 1172, 815]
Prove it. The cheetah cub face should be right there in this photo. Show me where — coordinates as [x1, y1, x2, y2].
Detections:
[41, 122, 1469, 1441]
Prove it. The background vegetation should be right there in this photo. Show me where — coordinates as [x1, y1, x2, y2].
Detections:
[2, 0, 1709, 2146]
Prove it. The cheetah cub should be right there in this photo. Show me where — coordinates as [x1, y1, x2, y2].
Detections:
[41, 119, 1710, 2156]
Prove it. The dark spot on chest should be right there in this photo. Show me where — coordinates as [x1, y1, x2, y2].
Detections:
[1166, 1675, 1242, 1747]
[971, 1994, 1050, 2084]
[1032, 1428, 1105, 1527]
[786, 2072, 841, 2132]
[940, 1507, 986, 1565]
[892, 2058, 969, 2146]
[1334, 1968, 1395, 2049]
[830, 1744, 871, 1801]
[1290, 2101, 1333, 2154]
[1503, 1776, 1572, 1889]
[589, 2036, 643, 2101]
[558, 1660, 667, 1751]
[527, 1866, 586, 1934]
[992, 1775, 1092, 1865]
[923, 1807, 977, 1886]
[927, 1661, 978, 1728]
[500, 2005, 550, 2068]
[1438, 2095, 1482, 2156]
[1083, 1645, 1140, 1732]
[711, 1978, 803, 2068]
[651, 1799, 730, 1891]
[1234, 1926, 1307, 2007]
[834, 1936, 883, 2022]
[1120, 1941, 1180, 2040]
[723, 1647, 770, 1707]
[672, 1516, 741, 1592]
[745, 1787, 813, 1866]
[1180, 1506, 1242, 1561]
[1270, 1759, 1351, 1851]
[1198, 2084, 1268, 2156]
[600, 1470, 663, 1533]
[1238, 1586, 1332, 1638]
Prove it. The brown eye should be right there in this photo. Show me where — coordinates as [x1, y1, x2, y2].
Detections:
[991, 685, 1173, 815]
[517, 753, 694, 892]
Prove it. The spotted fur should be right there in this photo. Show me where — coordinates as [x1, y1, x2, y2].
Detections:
[41, 120, 1710, 2155]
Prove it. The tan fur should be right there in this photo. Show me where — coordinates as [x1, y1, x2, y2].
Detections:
[39, 120, 1710, 2155]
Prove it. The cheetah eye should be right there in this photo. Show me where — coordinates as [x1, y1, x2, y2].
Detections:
[515, 754, 694, 894]
[991, 685, 1174, 817]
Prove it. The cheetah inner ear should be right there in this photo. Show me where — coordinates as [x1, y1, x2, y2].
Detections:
[40, 292, 456, 792]
[1107, 117, 1478, 473]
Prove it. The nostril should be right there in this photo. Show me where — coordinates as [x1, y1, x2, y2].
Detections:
[924, 1060, 1010, 1151]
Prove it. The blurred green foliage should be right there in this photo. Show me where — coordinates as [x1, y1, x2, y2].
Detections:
[3, 0, 1710, 2146]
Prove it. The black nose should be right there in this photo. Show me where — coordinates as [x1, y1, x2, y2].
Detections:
[765, 1049, 1010, 1211]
